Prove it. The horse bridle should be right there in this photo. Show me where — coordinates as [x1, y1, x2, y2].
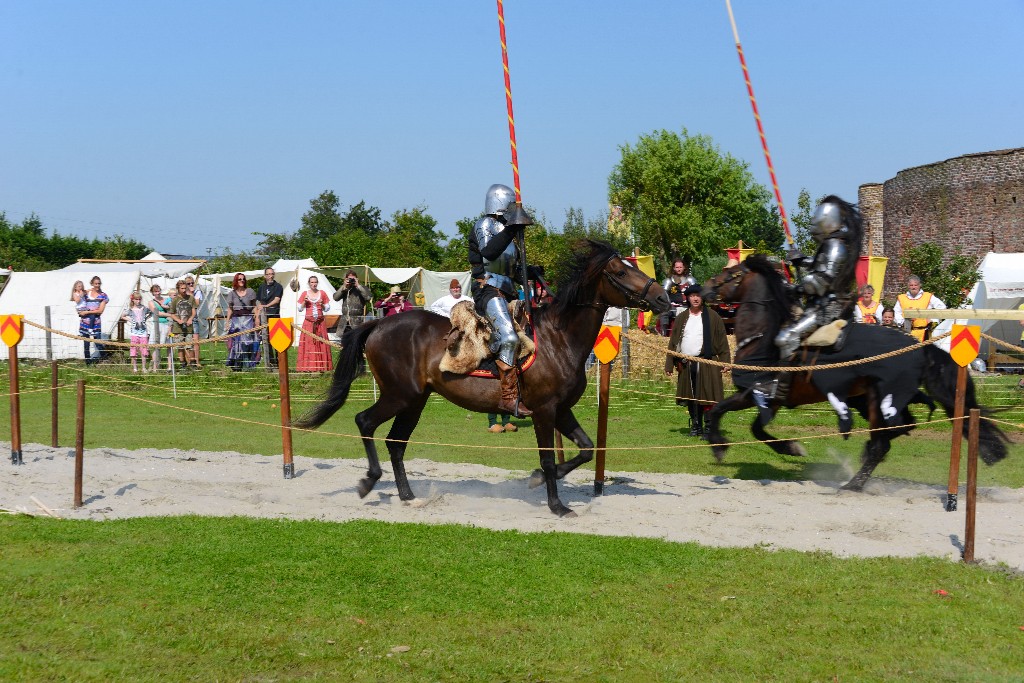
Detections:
[703, 263, 748, 304]
[600, 257, 657, 311]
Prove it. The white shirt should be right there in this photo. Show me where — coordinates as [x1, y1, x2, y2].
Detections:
[602, 307, 629, 328]
[429, 293, 473, 319]
[679, 311, 704, 356]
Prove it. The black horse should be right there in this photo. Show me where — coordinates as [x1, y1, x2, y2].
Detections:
[702, 254, 1009, 490]
[295, 240, 669, 517]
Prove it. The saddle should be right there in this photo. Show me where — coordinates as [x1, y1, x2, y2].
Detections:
[804, 319, 849, 350]
[439, 300, 536, 377]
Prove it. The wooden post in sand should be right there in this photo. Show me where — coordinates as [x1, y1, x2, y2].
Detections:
[963, 409, 981, 563]
[269, 318, 295, 479]
[51, 361, 59, 448]
[74, 380, 85, 508]
[945, 325, 981, 512]
[2, 314, 25, 466]
[594, 361, 611, 495]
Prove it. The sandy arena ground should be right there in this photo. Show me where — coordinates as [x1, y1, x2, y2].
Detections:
[3, 442, 1023, 571]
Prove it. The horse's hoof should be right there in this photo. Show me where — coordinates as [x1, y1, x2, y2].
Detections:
[789, 443, 808, 458]
[357, 478, 377, 498]
[840, 480, 864, 492]
[553, 506, 577, 518]
[711, 447, 726, 463]
[528, 469, 545, 489]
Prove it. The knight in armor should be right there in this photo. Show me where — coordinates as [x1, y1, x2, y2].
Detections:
[774, 195, 863, 360]
[751, 195, 862, 424]
[468, 183, 535, 417]
[659, 258, 697, 336]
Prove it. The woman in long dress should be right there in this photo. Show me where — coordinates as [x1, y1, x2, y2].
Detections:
[225, 273, 262, 371]
[296, 275, 334, 372]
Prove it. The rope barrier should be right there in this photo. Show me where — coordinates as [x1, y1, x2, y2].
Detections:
[627, 328, 952, 372]
[22, 318, 269, 350]
[981, 332, 1024, 356]
[86, 382, 984, 453]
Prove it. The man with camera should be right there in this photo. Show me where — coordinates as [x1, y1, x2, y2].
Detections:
[333, 268, 372, 332]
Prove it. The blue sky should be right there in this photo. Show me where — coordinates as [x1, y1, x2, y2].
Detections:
[1, 1, 1021, 257]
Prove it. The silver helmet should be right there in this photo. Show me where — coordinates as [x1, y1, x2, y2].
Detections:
[484, 183, 516, 217]
[809, 200, 847, 243]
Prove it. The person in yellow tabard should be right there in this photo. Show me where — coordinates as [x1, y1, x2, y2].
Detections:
[893, 275, 945, 342]
[853, 284, 883, 324]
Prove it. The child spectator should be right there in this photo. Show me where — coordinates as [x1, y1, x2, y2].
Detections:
[122, 291, 152, 373]
[168, 279, 197, 369]
[148, 284, 172, 371]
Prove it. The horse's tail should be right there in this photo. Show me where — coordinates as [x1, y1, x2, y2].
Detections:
[293, 321, 378, 429]
[922, 345, 1009, 465]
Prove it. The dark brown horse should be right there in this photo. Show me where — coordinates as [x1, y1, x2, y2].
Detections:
[295, 240, 669, 516]
[701, 254, 1009, 490]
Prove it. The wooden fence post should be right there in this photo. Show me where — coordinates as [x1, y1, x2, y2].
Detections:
[963, 409, 981, 563]
[74, 380, 85, 508]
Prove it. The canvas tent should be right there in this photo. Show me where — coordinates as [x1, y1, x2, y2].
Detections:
[315, 265, 471, 311]
[0, 260, 200, 360]
[959, 252, 1024, 367]
[205, 258, 337, 346]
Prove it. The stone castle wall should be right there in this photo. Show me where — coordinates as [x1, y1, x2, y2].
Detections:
[858, 148, 1024, 298]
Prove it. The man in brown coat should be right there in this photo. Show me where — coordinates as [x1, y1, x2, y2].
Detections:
[664, 284, 731, 438]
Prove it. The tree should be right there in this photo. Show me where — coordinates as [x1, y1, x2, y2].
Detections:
[899, 243, 980, 309]
[608, 128, 782, 276]
[789, 188, 819, 256]
[0, 211, 149, 270]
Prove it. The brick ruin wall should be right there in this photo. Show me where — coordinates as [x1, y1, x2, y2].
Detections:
[858, 148, 1024, 299]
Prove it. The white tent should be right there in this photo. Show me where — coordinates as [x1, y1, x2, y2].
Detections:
[0, 261, 198, 360]
[314, 265, 471, 311]
[205, 259, 337, 346]
[961, 252, 1024, 367]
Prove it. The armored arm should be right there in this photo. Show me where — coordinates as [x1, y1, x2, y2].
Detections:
[798, 239, 847, 296]
[475, 217, 517, 261]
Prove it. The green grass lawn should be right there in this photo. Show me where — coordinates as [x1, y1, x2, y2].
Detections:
[2, 361, 1024, 681]
[2, 516, 1022, 682]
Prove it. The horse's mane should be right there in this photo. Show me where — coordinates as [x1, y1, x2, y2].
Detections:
[742, 254, 793, 325]
[547, 239, 618, 319]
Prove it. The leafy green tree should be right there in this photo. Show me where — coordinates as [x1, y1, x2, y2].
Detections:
[0, 212, 149, 270]
[899, 243, 980, 309]
[202, 248, 267, 275]
[788, 189, 815, 256]
[608, 128, 782, 276]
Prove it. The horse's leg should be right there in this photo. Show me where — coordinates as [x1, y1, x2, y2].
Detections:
[353, 396, 407, 498]
[528, 409, 592, 488]
[749, 408, 808, 458]
[706, 390, 752, 462]
[842, 398, 890, 491]
[843, 436, 891, 491]
[531, 414, 575, 518]
[383, 396, 430, 501]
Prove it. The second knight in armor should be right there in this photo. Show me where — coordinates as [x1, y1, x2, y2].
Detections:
[468, 183, 534, 417]
[774, 195, 863, 360]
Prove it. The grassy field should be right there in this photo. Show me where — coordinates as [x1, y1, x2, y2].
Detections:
[2, 516, 1023, 682]
[2, 360, 1024, 681]
[3, 358, 1024, 488]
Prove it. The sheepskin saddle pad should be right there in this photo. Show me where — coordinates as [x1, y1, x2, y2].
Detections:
[439, 300, 536, 377]
[804, 319, 848, 348]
